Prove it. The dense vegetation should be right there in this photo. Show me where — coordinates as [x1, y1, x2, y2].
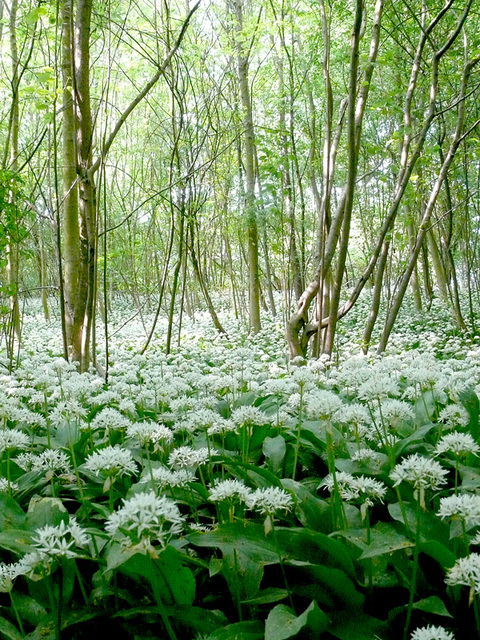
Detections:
[0, 299, 477, 640]
[2, 0, 480, 639]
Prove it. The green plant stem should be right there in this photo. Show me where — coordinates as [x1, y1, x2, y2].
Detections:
[292, 385, 304, 480]
[403, 497, 422, 640]
[271, 520, 296, 613]
[474, 594, 480, 637]
[149, 554, 178, 640]
[74, 559, 89, 606]
[9, 591, 25, 636]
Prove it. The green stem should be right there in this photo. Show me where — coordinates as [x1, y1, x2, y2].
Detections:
[149, 554, 178, 640]
[9, 591, 25, 637]
[402, 497, 421, 640]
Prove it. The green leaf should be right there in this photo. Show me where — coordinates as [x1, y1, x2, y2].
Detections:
[263, 435, 286, 474]
[0, 617, 23, 640]
[26, 497, 68, 531]
[265, 601, 329, 640]
[281, 479, 331, 532]
[206, 621, 264, 640]
[412, 596, 452, 618]
[0, 529, 33, 555]
[241, 587, 289, 605]
[188, 522, 279, 598]
[359, 523, 414, 560]
[329, 611, 386, 640]
[418, 540, 456, 570]
[111, 545, 196, 606]
[274, 527, 356, 580]
[0, 495, 25, 530]
[286, 562, 364, 611]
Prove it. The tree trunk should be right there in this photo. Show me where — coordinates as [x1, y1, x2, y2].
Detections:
[234, 0, 261, 333]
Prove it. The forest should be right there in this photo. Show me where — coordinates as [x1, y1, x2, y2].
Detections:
[1, 0, 480, 639]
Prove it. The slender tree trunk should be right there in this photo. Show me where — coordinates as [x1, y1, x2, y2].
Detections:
[234, 0, 261, 333]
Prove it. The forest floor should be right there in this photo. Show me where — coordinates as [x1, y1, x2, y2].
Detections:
[0, 296, 478, 640]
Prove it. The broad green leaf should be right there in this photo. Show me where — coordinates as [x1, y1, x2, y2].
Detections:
[329, 611, 387, 640]
[112, 545, 196, 606]
[0, 529, 33, 555]
[265, 601, 328, 640]
[0, 617, 23, 640]
[263, 435, 286, 474]
[0, 495, 25, 530]
[418, 540, 456, 570]
[413, 596, 452, 618]
[113, 605, 228, 635]
[25, 497, 67, 531]
[280, 479, 331, 532]
[359, 523, 414, 560]
[388, 502, 449, 544]
[286, 562, 364, 611]
[394, 423, 437, 457]
[188, 522, 279, 598]
[206, 621, 264, 640]
[274, 527, 356, 580]
[241, 587, 289, 605]
[13, 593, 47, 627]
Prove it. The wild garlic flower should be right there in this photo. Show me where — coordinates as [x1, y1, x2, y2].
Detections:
[438, 404, 469, 429]
[358, 377, 400, 402]
[0, 428, 30, 453]
[150, 466, 195, 489]
[445, 552, 480, 596]
[15, 449, 72, 475]
[304, 389, 344, 421]
[168, 446, 213, 469]
[83, 445, 138, 478]
[90, 407, 132, 433]
[351, 448, 380, 464]
[410, 624, 454, 640]
[0, 478, 19, 492]
[437, 494, 480, 527]
[32, 518, 89, 560]
[321, 472, 386, 505]
[245, 486, 293, 515]
[207, 419, 238, 436]
[435, 432, 479, 458]
[390, 454, 448, 491]
[126, 422, 174, 448]
[231, 406, 271, 427]
[208, 479, 252, 503]
[105, 491, 185, 550]
[377, 399, 414, 428]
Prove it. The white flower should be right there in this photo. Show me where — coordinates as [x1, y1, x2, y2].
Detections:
[351, 448, 379, 464]
[106, 491, 185, 549]
[358, 377, 400, 401]
[304, 389, 344, 421]
[410, 624, 454, 640]
[390, 454, 448, 491]
[150, 466, 195, 488]
[126, 422, 174, 447]
[0, 478, 18, 492]
[445, 552, 480, 595]
[437, 493, 480, 527]
[208, 479, 251, 503]
[320, 472, 386, 505]
[168, 446, 213, 469]
[90, 407, 132, 433]
[0, 429, 30, 453]
[378, 399, 414, 427]
[245, 486, 293, 515]
[435, 432, 479, 458]
[32, 518, 88, 559]
[83, 445, 138, 478]
[438, 404, 469, 428]
[231, 406, 271, 427]
[15, 449, 72, 475]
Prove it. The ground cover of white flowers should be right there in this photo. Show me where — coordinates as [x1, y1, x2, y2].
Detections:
[1, 298, 480, 639]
